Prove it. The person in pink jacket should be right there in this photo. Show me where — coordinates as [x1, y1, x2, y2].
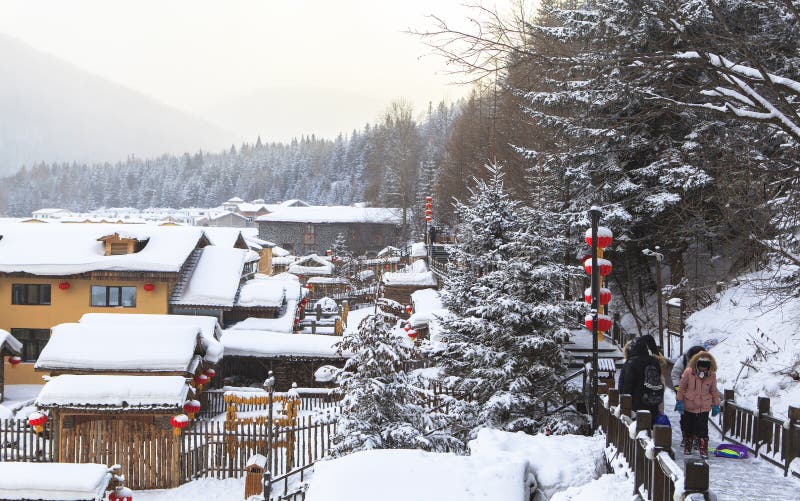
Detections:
[676, 351, 721, 458]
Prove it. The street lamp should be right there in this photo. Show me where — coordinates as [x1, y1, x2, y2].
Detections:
[642, 246, 665, 350]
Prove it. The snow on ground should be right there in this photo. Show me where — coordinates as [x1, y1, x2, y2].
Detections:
[468, 429, 605, 500]
[344, 306, 377, 335]
[549, 473, 635, 501]
[135, 478, 245, 501]
[305, 449, 530, 501]
[0, 462, 113, 501]
[0, 384, 43, 419]
[680, 269, 800, 416]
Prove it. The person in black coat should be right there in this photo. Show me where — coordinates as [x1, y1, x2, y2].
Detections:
[619, 334, 663, 419]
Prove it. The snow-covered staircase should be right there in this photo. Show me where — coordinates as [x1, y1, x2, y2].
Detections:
[564, 328, 625, 370]
[170, 248, 204, 302]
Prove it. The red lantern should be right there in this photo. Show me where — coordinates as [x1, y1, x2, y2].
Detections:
[584, 287, 612, 306]
[194, 374, 209, 389]
[425, 209, 432, 216]
[143, 283, 155, 292]
[425, 196, 432, 203]
[583, 258, 612, 277]
[584, 227, 613, 249]
[306, 284, 314, 291]
[58, 281, 70, 291]
[170, 414, 189, 436]
[405, 305, 413, 315]
[384, 264, 391, 271]
[28, 412, 48, 433]
[407, 329, 418, 341]
[109, 486, 134, 501]
[404, 323, 411, 332]
[204, 368, 216, 379]
[425, 216, 432, 223]
[8, 355, 22, 367]
[425, 203, 432, 210]
[326, 249, 332, 256]
[183, 400, 201, 419]
[584, 314, 613, 332]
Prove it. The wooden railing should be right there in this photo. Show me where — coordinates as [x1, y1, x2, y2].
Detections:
[599, 389, 712, 500]
[720, 389, 800, 478]
[265, 461, 313, 500]
[0, 419, 54, 462]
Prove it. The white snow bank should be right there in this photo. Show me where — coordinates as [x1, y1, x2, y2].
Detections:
[78, 313, 223, 363]
[469, 429, 605, 500]
[305, 449, 530, 501]
[410, 242, 427, 257]
[683, 269, 800, 416]
[0, 462, 112, 501]
[222, 331, 349, 358]
[409, 288, 447, 328]
[36, 323, 201, 373]
[550, 473, 635, 501]
[0, 223, 204, 275]
[228, 298, 298, 334]
[136, 477, 245, 501]
[256, 206, 402, 224]
[176, 246, 248, 307]
[37, 375, 188, 409]
[382, 271, 437, 286]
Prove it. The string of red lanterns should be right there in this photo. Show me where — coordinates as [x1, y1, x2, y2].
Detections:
[583, 226, 614, 338]
[425, 196, 432, 223]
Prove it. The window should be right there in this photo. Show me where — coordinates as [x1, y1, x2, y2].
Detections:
[11, 284, 51, 305]
[109, 243, 129, 255]
[91, 286, 137, 307]
[11, 328, 50, 362]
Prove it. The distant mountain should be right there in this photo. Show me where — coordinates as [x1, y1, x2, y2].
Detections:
[0, 34, 234, 175]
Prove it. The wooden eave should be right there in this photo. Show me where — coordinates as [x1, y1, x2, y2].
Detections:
[0, 270, 180, 280]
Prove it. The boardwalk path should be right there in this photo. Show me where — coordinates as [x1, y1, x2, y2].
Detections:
[662, 390, 799, 501]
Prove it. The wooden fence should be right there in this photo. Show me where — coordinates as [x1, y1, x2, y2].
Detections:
[599, 389, 711, 500]
[719, 389, 800, 478]
[199, 390, 341, 420]
[180, 413, 336, 484]
[0, 418, 54, 462]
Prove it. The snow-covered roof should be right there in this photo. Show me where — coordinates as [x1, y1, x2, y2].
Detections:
[78, 313, 223, 363]
[357, 269, 375, 281]
[410, 242, 427, 257]
[256, 206, 403, 224]
[173, 246, 249, 307]
[208, 211, 247, 222]
[273, 256, 296, 265]
[0, 223, 205, 275]
[227, 296, 299, 334]
[382, 271, 437, 287]
[271, 245, 291, 257]
[236, 277, 286, 308]
[376, 245, 400, 257]
[0, 462, 113, 501]
[0, 329, 22, 355]
[37, 375, 190, 410]
[32, 208, 71, 216]
[35, 323, 203, 374]
[288, 254, 334, 276]
[226, 197, 245, 203]
[307, 277, 349, 285]
[202, 227, 248, 248]
[236, 202, 269, 214]
[409, 288, 447, 328]
[222, 331, 349, 359]
[305, 449, 529, 501]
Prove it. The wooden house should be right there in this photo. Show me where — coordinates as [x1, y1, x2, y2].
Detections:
[381, 260, 438, 305]
[0, 330, 22, 403]
[306, 276, 350, 300]
[288, 254, 334, 284]
[36, 375, 192, 490]
[0, 223, 212, 385]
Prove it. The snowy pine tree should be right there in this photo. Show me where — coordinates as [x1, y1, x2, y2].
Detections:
[435, 165, 585, 437]
[332, 309, 461, 456]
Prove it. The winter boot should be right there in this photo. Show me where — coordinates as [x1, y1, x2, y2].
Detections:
[684, 435, 694, 455]
[698, 438, 709, 459]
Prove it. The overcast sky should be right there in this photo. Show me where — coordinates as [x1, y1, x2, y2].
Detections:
[0, 0, 476, 142]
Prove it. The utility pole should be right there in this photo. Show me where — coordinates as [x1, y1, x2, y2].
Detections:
[642, 246, 665, 349]
[588, 207, 601, 430]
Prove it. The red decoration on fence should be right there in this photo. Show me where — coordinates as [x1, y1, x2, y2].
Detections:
[28, 412, 48, 433]
[584, 314, 613, 332]
[584, 287, 611, 306]
[405, 305, 413, 315]
[584, 226, 613, 249]
[183, 400, 201, 419]
[8, 355, 22, 367]
[58, 281, 70, 290]
[170, 414, 189, 436]
[194, 373, 209, 389]
[407, 329, 418, 341]
[143, 283, 155, 292]
[583, 258, 612, 277]
[204, 368, 216, 379]
[109, 486, 134, 501]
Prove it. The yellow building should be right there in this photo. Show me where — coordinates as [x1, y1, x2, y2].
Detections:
[0, 224, 212, 384]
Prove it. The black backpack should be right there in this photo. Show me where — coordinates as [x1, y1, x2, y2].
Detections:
[641, 360, 664, 406]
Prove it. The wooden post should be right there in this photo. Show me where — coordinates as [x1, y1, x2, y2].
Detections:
[311, 321, 316, 335]
[334, 318, 343, 336]
[633, 411, 652, 495]
[684, 459, 709, 495]
[755, 396, 771, 455]
[316, 304, 322, 321]
[652, 425, 672, 500]
[342, 300, 349, 326]
[722, 389, 734, 438]
[608, 388, 620, 407]
[620, 394, 633, 418]
[784, 406, 800, 477]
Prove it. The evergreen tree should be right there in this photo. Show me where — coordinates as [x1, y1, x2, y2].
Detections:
[435, 165, 585, 437]
[332, 310, 460, 456]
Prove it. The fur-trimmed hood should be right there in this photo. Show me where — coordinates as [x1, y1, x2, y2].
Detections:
[688, 350, 717, 373]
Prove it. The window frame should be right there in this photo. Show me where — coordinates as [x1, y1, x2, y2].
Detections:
[10, 328, 51, 362]
[11, 283, 52, 305]
[90, 285, 137, 308]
